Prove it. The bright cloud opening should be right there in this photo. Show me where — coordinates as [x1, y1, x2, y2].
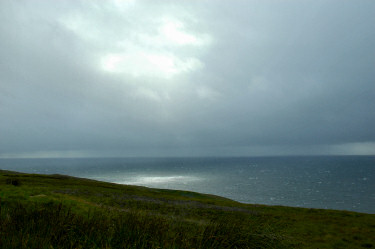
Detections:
[160, 20, 199, 45]
[59, 4, 212, 80]
[100, 51, 203, 78]
[101, 54, 124, 72]
[146, 54, 178, 75]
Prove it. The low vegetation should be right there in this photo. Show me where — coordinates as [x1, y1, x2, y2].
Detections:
[0, 169, 374, 248]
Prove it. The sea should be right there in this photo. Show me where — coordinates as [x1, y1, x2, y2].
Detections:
[0, 156, 374, 214]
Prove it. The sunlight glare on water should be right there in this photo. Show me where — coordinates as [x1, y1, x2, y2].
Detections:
[116, 175, 202, 186]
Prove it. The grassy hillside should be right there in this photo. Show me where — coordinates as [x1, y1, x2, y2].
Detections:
[0, 169, 374, 249]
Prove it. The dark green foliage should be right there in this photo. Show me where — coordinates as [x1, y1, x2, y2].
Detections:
[0, 201, 285, 249]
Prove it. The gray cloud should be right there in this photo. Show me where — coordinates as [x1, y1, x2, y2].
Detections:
[0, 0, 374, 157]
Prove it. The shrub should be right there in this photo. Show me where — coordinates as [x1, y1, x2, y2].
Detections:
[5, 178, 21, 186]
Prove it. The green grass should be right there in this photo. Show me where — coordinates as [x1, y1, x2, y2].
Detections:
[0, 170, 374, 248]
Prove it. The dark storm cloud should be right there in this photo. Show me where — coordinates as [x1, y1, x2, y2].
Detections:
[0, 0, 374, 157]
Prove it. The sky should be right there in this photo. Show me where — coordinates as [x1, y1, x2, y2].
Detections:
[0, 0, 374, 158]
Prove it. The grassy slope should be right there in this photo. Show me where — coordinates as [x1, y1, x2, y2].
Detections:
[0, 170, 374, 249]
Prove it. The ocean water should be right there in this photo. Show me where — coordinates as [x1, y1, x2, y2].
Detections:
[0, 156, 374, 214]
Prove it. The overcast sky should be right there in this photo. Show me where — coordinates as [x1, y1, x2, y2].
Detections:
[0, 0, 374, 158]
